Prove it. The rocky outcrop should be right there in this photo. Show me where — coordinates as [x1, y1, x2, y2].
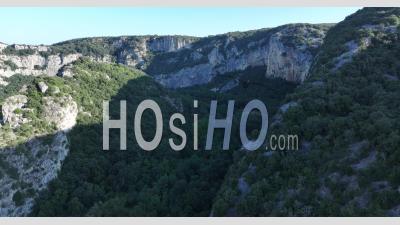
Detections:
[148, 36, 194, 52]
[0, 25, 327, 88]
[112, 36, 195, 69]
[42, 95, 78, 131]
[0, 92, 78, 216]
[151, 24, 328, 88]
[265, 28, 315, 82]
[0, 51, 82, 80]
[333, 39, 371, 70]
[0, 36, 196, 84]
[0, 132, 70, 216]
[11, 44, 49, 52]
[1, 95, 30, 129]
[57, 64, 75, 77]
[155, 63, 214, 87]
[112, 37, 148, 68]
[37, 82, 48, 93]
[324, 23, 398, 71]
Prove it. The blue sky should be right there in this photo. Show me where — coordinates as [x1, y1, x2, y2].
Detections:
[0, 7, 361, 45]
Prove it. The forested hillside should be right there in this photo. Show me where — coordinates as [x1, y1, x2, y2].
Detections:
[212, 7, 400, 216]
[0, 7, 399, 217]
[28, 61, 295, 216]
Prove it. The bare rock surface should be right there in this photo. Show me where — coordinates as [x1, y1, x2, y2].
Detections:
[42, 95, 78, 131]
[37, 81, 48, 93]
[0, 132, 69, 216]
[0, 94, 78, 216]
[1, 95, 30, 128]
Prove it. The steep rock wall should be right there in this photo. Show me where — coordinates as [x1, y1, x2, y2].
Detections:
[151, 24, 328, 88]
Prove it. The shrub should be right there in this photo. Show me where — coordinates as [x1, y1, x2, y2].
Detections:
[3, 60, 18, 71]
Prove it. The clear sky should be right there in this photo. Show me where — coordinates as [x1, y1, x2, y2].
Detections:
[0, 7, 361, 45]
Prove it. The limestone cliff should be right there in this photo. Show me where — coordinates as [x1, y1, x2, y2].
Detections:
[0, 89, 78, 216]
[0, 132, 70, 216]
[0, 35, 196, 84]
[0, 44, 82, 85]
[150, 24, 329, 88]
[0, 24, 329, 88]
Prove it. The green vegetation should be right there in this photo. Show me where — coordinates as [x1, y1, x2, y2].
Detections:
[50, 35, 199, 60]
[144, 48, 209, 74]
[12, 191, 25, 206]
[0, 75, 34, 102]
[26, 60, 295, 216]
[212, 7, 400, 216]
[51, 38, 114, 57]
[145, 23, 330, 75]
[3, 60, 18, 71]
[34, 65, 46, 70]
[1, 7, 398, 217]
[279, 23, 332, 56]
[2, 46, 36, 56]
[312, 7, 400, 73]
[0, 156, 19, 179]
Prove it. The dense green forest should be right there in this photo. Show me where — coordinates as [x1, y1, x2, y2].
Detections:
[1, 7, 399, 217]
[25, 60, 295, 216]
[211, 8, 400, 216]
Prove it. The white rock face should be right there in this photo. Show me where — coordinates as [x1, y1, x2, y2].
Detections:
[0, 132, 70, 216]
[333, 39, 371, 70]
[113, 36, 194, 69]
[89, 55, 112, 64]
[0, 77, 7, 86]
[1, 28, 324, 88]
[0, 93, 78, 216]
[153, 25, 326, 88]
[1, 27, 324, 88]
[13, 44, 48, 52]
[265, 33, 312, 82]
[57, 64, 74, 77]
[42, 95, 78, 131]
[0, 52, 82, 79]
[155, 63, 214, 88]
[37, 81, 48, 93]
[1, 95, 30, 128]
[148, 36, 193, 52]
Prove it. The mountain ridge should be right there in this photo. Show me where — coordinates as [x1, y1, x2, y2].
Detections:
[0, 23, 332, 87]
[1, 7, 400, 216]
